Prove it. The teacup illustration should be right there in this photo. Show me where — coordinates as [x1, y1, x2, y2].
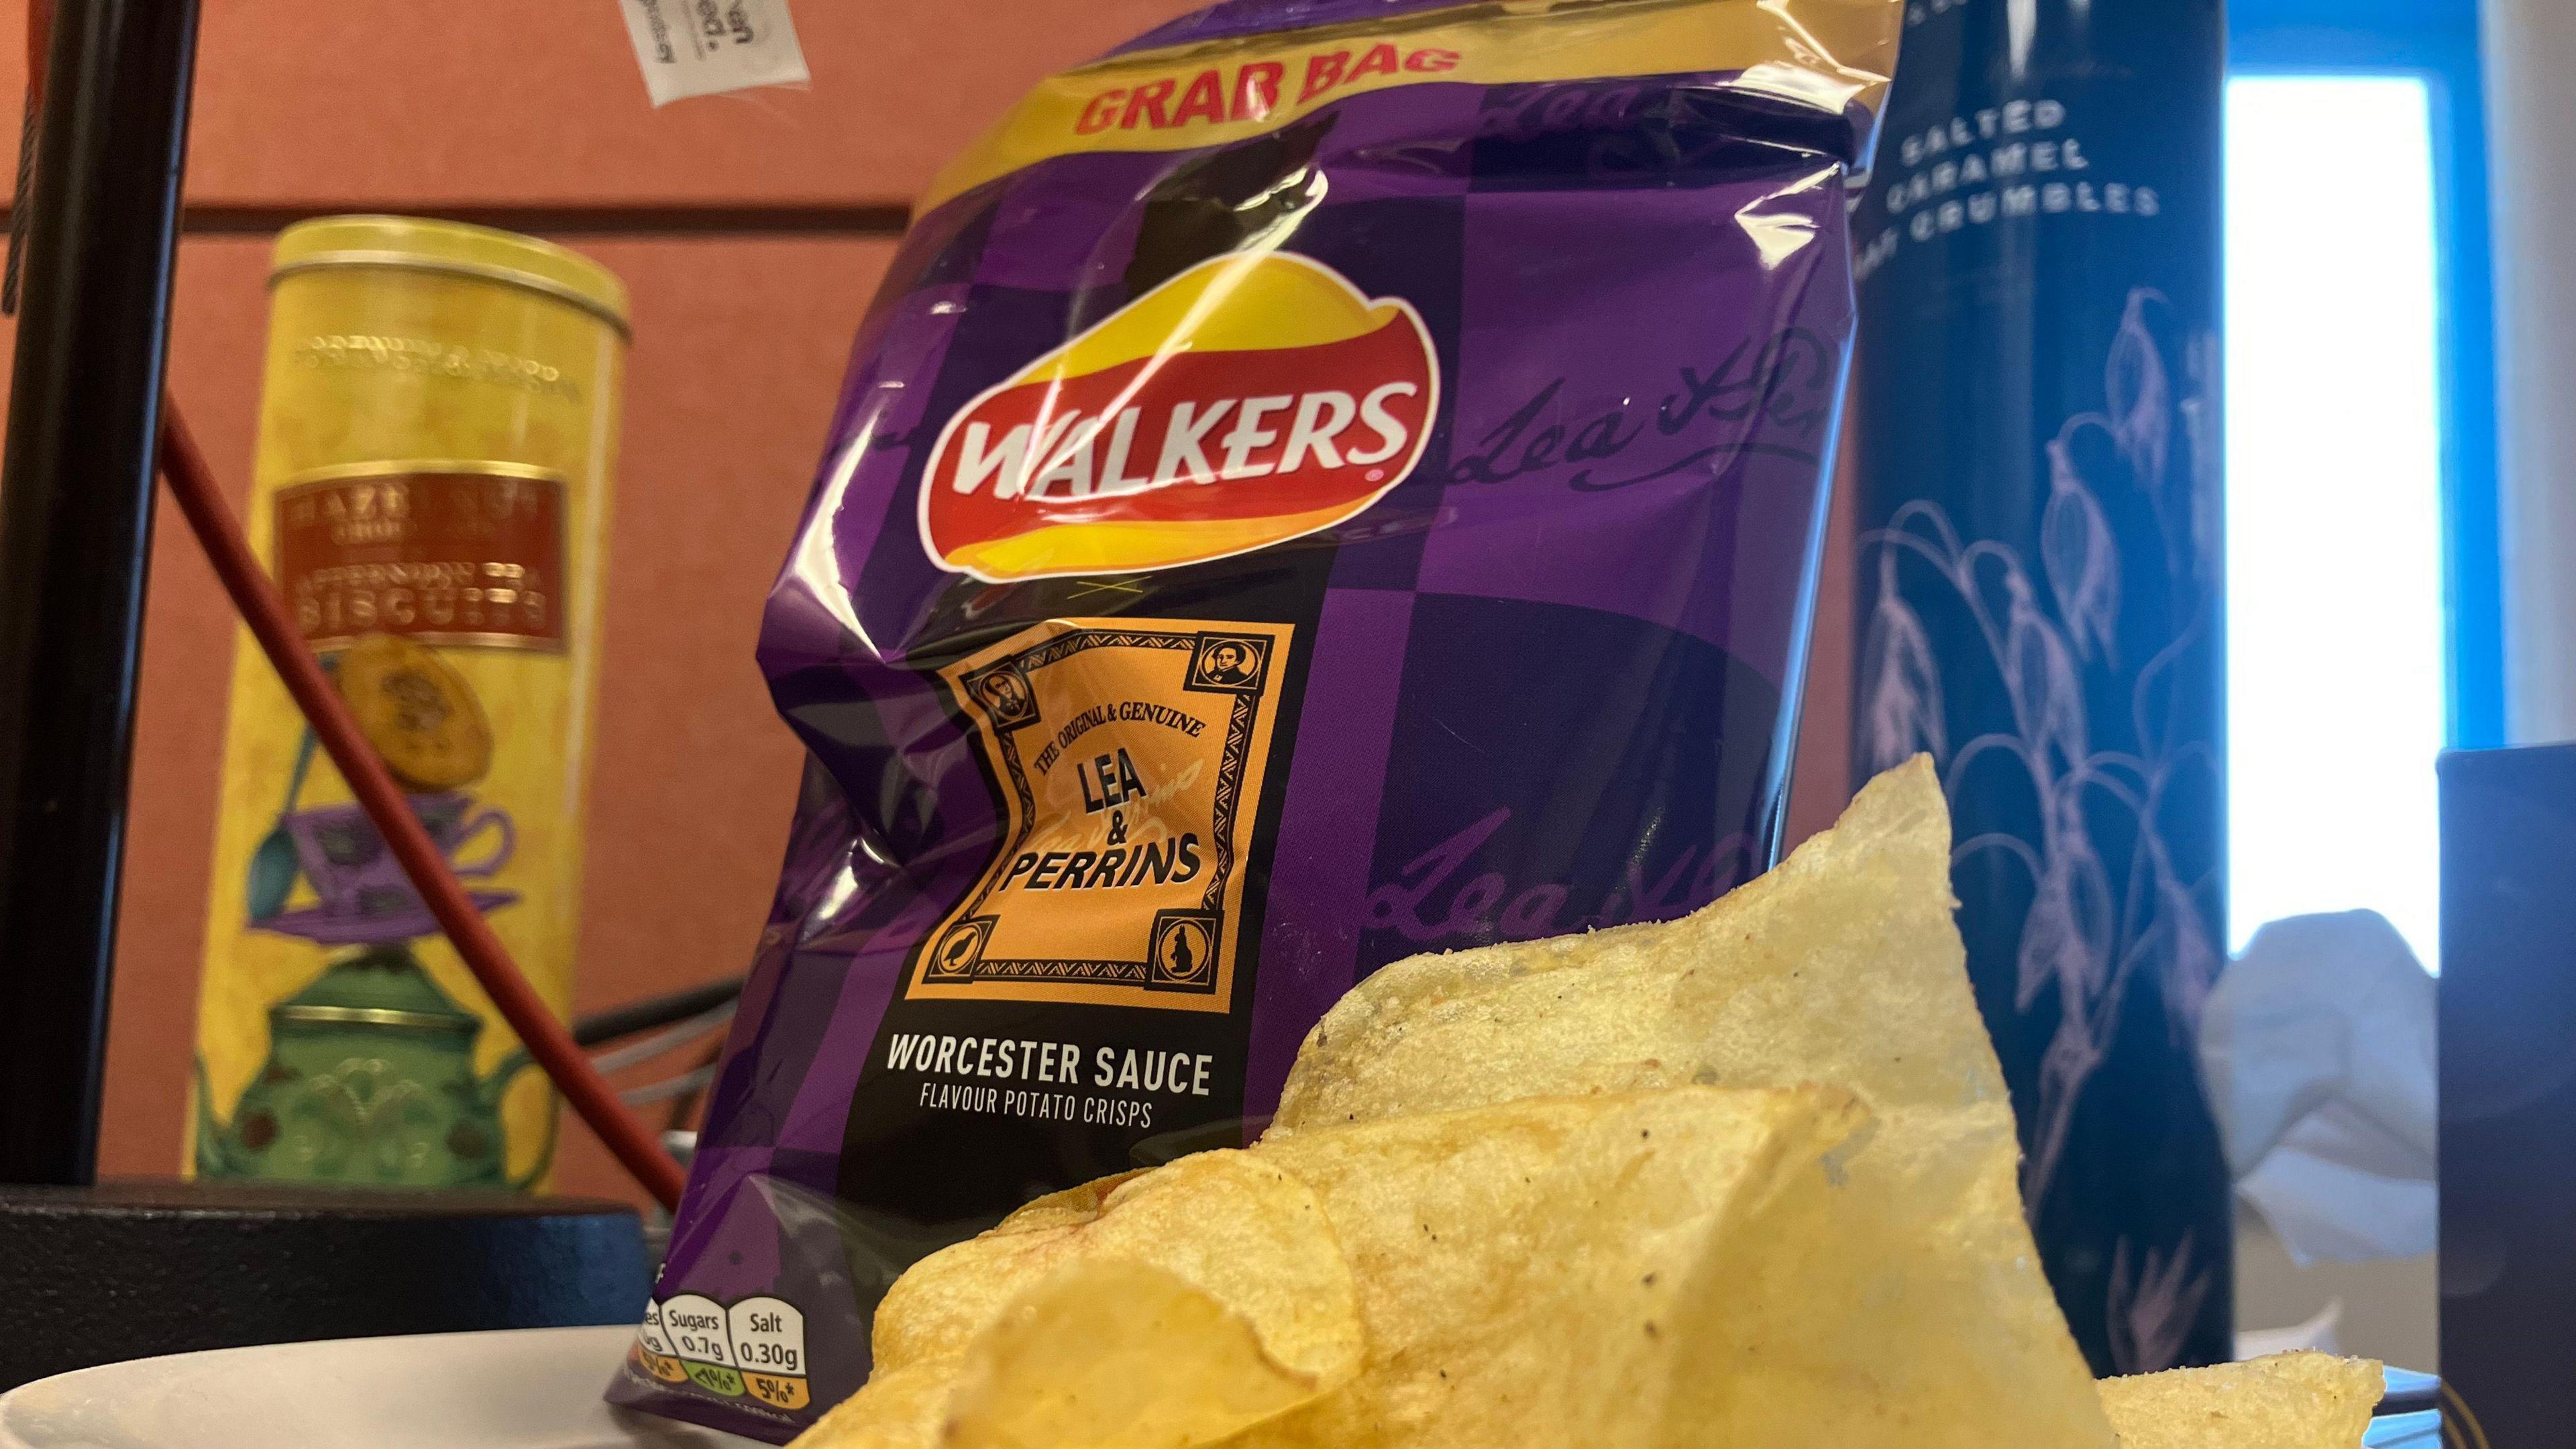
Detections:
[282, 793, 515, 920]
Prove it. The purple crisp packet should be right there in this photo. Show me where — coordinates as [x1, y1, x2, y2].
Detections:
[611, 0, 1902, 1434]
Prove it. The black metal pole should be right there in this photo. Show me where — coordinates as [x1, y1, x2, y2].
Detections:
[0, 0, 201, 1185]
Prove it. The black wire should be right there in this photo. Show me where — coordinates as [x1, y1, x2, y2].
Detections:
[5, 85, 38, 315]
[571, 975, 745, 1049]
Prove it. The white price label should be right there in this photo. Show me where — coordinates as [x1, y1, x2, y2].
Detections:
[615, 0, 810, 107]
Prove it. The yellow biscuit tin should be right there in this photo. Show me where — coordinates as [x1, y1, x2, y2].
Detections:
[188, 217, 627, 1190]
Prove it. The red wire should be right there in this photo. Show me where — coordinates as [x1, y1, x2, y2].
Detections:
[157, 405, 689, 1210]
[24, 0, 50, 109]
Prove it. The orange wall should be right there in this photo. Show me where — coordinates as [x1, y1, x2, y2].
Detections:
[0, 1, 1854, 1205]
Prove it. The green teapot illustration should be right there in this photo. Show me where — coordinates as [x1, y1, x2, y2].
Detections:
[196, 945, 556, 1189]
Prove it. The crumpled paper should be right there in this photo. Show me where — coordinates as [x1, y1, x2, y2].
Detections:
[2198, 910, 2436, 1265]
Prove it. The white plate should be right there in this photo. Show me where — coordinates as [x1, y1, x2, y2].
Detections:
[0, 1326, 767, 1449]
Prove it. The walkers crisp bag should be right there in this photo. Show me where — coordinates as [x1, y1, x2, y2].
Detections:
[612, 0, 1902, 1434]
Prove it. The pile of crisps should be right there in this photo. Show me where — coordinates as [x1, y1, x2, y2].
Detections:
[802, 759, 2385, 1449]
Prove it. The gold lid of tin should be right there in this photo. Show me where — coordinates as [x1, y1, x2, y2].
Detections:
[271, 215, 632, 337]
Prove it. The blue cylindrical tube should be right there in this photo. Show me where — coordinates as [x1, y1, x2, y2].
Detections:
[1851, 0, 2231, 1373]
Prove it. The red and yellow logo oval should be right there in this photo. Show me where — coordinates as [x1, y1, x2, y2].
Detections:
[919, 252, 1438, 582]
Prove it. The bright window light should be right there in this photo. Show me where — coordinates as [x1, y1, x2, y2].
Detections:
[2225, 75, 2447, 969]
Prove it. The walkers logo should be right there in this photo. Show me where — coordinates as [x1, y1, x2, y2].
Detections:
[918, 252, 1438, 582]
